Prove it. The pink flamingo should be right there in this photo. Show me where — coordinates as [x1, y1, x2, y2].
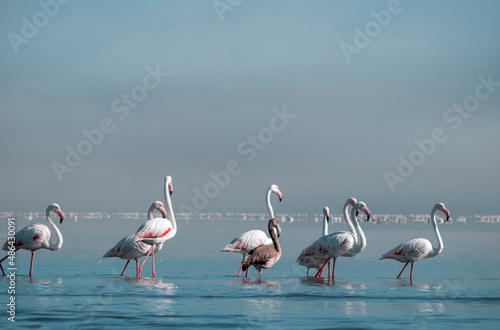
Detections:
[380, 202, 450, 280]
[300, 201, 371, 281]
[221, 184, 282, 277]
[134, 175, 177, 277]
[297, 198, 358, 278]
[103, 201, 167, 276]
[0, 203, 64, 278]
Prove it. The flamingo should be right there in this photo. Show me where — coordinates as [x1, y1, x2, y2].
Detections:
[221, 184, 283, 277]
[379, 202, 450, 280]
[302, 201, 371, 281]
[0, 203, 64, 278]
[297, 198, 358, 278]
[241, 218, 282, 280]
[103, 201, 167, 276]
[135, 175, 177, 277]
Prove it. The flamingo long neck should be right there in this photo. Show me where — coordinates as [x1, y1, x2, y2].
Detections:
[269, 222, 281, 254]
[147, 205, 155, 220]
[350, 207, 366, 252]
[46, 210, 63, 251]
[322, 213, 328, 236]
[266, 188, 275, 219]
[430, 206, 444, 256]
[164, 181, 177, 235]
[343, 201, 357, 237]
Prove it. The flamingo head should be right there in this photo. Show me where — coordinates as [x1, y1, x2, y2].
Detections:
[323, 206, 330, 222]
[436, 202, 450, 221]
[345, 197, 358, 216]
[270, 218, 282, 237]
[48, 203, 64, 224]
[353, 202, 371, 222]
[165, 175, 173, 196]
[270, 184, 282, 202]
[153, 201, 168, 218]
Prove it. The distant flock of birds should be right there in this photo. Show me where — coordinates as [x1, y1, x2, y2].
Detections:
[0, 175, 450, 281]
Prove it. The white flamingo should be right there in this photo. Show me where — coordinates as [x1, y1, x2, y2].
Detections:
[297, 198, 358, 277]
[221, 184, 283, 277]
[380, 202, 450, 280]
[300, 201, 371, 281]
[135, 175, 177, 277]
[0, 203, 64, 278]
[103, 201, 167, 276]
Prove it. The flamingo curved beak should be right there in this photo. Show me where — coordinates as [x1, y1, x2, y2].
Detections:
[276, 225, 282, 237]
[443, 207, 451, 221]
[277, 191, 283, 202]
[364, 206, 371, 221]
[169, 185, 173, 196]
[160, 207, 168, 218]
[57, 210, 65, 224]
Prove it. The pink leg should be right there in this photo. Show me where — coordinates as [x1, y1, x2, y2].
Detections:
[306, 268, 309, 276]
[139, 246, 154, 277]
[29, 252, 35, 278]
[245, 267, 249, 278]
[0, 254, 9, 276]
[331, 258, 336, 281]
[315, 258, 330, 278]
[152, 248, 156, 277]
[397, 263, 408, 279]
[135, 260, 139, 277]
[410, 263, 414, 280]
[328, 260, 331, 278]
[120, 260, 130, 276]
[238, 255, 245, 277]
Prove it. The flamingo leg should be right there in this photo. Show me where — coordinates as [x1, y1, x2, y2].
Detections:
[306, 268, 309, 276]
[29, 252, 35, 278]
[238, 254, 245, 277]
[397, 263, 408, 279]
[328, 260, 331, 278]
[245, 267, 249, 277]
[315, 258, 330, 278]
[120, 260, 130, 276]
[331, 258, 336, 281]
[410, 263, 414, 280]
[152, 248, 156, 277]
[139, 246, 154, 277]
[0, 255, 8, 276]
[135, 259, 139, 277]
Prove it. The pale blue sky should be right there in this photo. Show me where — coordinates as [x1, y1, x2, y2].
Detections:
[1, 0, 499, 215]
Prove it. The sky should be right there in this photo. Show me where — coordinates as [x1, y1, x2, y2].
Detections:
[0, 0, 499, 216]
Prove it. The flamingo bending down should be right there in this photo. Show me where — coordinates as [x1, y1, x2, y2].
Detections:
[379, 202, 450, 280]
[305, 201, 371, 281]
[135, 175, 177, 277]
[103, 201, 167, 276]
[221, 184, 283, 277]
[0, 203, 64, 278]
[296, 198, 358, 278]
[296, 206, 331, 277]
[241, 218, 282, 280]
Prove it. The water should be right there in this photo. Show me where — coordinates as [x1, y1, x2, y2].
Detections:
[1, 218, 499, 329]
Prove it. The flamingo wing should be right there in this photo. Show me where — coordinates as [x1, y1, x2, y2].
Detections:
[222, 230, 271, 253]
[381, 238, 432, 262]
[2, 224, 50, 251]
[135, 218, 173, 240]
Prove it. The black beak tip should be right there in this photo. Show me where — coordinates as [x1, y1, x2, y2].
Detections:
[60, 218, 64, 224]
[279, 198, 282, 202]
